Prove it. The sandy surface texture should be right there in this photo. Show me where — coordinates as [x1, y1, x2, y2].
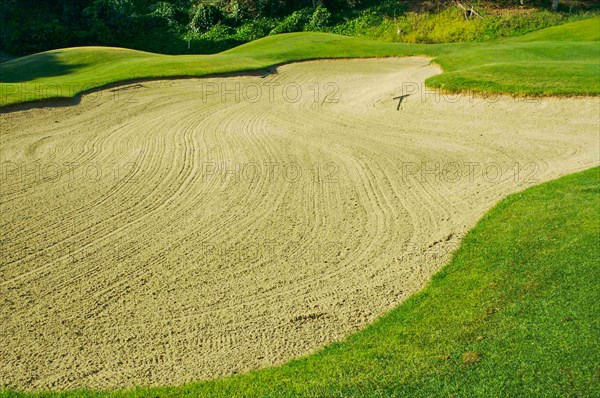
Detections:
[0, 58, 598, 390]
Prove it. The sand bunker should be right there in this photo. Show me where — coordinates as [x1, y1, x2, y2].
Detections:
[1, 58, 598, 390]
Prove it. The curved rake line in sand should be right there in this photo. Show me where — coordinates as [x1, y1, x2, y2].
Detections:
[0, 58, 598, 390]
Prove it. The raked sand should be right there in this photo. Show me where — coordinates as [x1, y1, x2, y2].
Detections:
[1, 58, 598, 389]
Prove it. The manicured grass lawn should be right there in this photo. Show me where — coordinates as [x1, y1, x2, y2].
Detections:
[2, 167, 598, 397]
[0, 17, 598, 107]
[428, 40, 600, 95]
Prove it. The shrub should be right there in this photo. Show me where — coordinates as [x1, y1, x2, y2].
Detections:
[306, 5, 332, 31]
[373, 0, 408, 17]
[235, 17, 278, 40]
[270, 8, 312, 34]
[201, 23, 234, 40]
[330, 10, 383, 36]
[190, 3, 223, 33]
[150, 2, 176, 21]
[223, 0, 249, 23]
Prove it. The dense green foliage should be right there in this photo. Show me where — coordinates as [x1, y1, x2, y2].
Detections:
[333, 6, 597, 43]
[1, 0, 598, 56]
[2, 162, 598, 396]
[0, 17, 598, 108]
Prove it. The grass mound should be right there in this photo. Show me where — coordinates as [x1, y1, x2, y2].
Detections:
[511, 16, 600, 41]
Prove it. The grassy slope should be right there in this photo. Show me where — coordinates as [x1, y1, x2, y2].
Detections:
[1, 17, 599, 107]
[428, 41, 600, 95]
[3, 168, 598, 397]
[0, 37, 429, 108]
[428, 17, 600, 94]
[510, 16, 600, 41]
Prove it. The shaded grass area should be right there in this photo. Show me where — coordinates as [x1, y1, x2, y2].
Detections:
[0, 17, 598, 107]
[2, 165, 598, 397]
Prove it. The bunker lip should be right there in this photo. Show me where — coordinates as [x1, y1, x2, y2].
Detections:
[4, 52, 597, 116]
[1, 57, 599, 391]
[1, 56, 439, 114]
[0, 69, 268, 114]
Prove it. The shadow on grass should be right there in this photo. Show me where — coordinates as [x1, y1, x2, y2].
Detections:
[0, 67, 271, 114]
[0, 52, 87, 83]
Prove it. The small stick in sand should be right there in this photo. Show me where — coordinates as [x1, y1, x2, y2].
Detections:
[393, 94, 411, 110]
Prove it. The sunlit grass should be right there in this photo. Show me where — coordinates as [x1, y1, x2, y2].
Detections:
[1, 17, 598, 108]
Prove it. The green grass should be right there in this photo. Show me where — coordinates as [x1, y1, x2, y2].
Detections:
[428, 40, 600, 95]
[2, 168, 598, 397]
[509, 16, 600, 42]
[1, 17, 599, 107]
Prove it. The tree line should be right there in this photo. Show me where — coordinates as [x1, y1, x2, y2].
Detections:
[1, 0, 595, 56]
